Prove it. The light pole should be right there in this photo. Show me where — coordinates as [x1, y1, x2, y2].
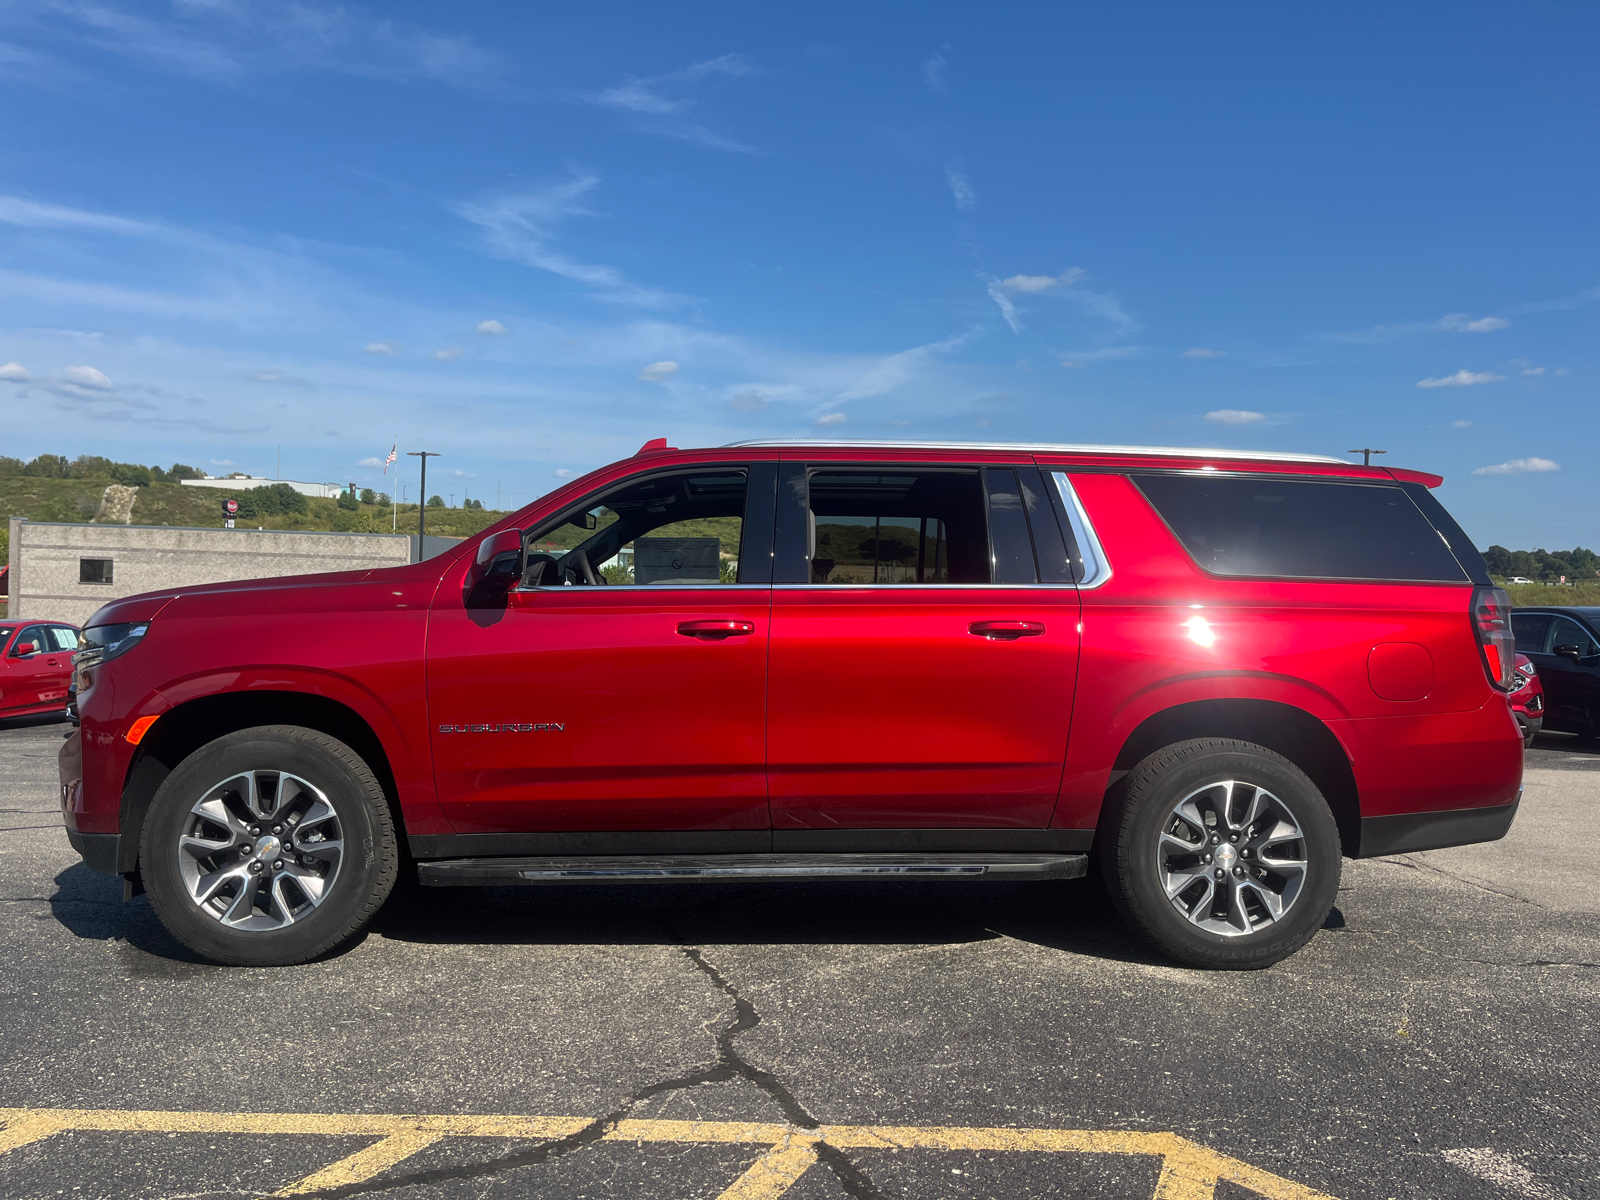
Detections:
[1348, 448, 1387, 466]
[407, 451, 440, 538]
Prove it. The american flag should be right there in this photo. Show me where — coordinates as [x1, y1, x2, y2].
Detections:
[382, 442, 397, 474]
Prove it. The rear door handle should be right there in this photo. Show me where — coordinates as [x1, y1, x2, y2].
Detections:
[677, 620, 756, 640]
[969, 620, 1045, 640]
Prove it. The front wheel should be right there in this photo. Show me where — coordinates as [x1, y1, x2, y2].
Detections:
[140, 726, 398, 966]
[1102, 738, 1342, 970]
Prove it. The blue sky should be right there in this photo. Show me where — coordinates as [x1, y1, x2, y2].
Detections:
[0, 1, 1595, 547]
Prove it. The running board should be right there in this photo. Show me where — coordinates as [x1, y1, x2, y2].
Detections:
[417, 852, 1088, 887]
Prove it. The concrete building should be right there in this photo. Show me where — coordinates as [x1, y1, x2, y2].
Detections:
[6, 520, 413, 625]
[180, 476, 344, 499]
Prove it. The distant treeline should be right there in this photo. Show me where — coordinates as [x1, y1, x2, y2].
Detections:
[0, 453, 205, 486]
[1483, 545, 1600, 582]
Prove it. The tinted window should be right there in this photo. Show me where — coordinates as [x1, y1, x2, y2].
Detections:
[1133, 475, 1468, 582]
[525, 470, 747, 586]
[10, 626, 46, 656]
[79, 558, 113, 584]
[984, 468, 1039, 584]
[1511, 613, 1553, 655]
[1549, 616, 1600, 658]
[805, 470, 988, 585]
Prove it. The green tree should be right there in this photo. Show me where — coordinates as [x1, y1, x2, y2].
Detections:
[359, 488, 377, 504]
[22, 454, 69, 477]
[427, 495, 444, 507]
[167, 463, 205, 481]
[235, 483, 309, 518]
[337, 487, 360, 511]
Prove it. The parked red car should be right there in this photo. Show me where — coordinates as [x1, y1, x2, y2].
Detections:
[1509, 653, 1544, 747]
[1, 620, 80, 719]
[60, 440, 1524, 970]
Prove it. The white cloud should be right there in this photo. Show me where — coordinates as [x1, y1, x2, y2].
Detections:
[62, 364, 113, 388]
[589, 55, 757, 152]
[1204, 409, 1266, 425]
[357, 457, 383, 467]
[1434, 313, 1510, 333]
[455, 176, 688, 308]
[1473, 457, 1560, 475]
[639, 360, 679, 382]
[249, 367, 311, 386]
[0, 361, 29, 381]
[0, 195, 160, 238]
[945, 162, 975, 211]
[998, 270, 1085, 294]
[1451, 420, 1474, 428]
[1521, 366, 1545, 376]
[728, 389, 767, 411]
[838, 331, 970, 400]
[451, 468, 476, 478]
[554, 468, 575, 479]
[815, 412, 847, 426]
[476, 319, 507, 336]
[1059, 346, 1139, 367]
[364, 340, 400, 356]
[986, 283, 1021, 333]
[432, 346, 464, 361]
[922, 52, 947, 92]
[1183, 347, 1225, 358]
[1417, 369, 1504, 388]
[210, 458, 234, 466]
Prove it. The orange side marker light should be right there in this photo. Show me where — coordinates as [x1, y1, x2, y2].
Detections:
[125, 715, 160, 745]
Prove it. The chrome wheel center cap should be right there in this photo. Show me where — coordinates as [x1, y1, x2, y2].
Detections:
[253, 835, 282, 861]
[1214, 843, 1237, 871]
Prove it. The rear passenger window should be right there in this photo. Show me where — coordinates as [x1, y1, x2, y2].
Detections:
[806, 470, 990, 584]
[1511, 613, 1552, 655]
[1132, 475, 1468, 582]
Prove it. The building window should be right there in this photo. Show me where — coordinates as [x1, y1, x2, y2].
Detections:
[79, 558, 114, 584]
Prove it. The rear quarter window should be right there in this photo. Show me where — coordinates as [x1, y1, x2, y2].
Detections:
[1132, 474, 1468, 582]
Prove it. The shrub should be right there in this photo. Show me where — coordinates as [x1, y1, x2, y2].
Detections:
[234, 483, 309, 519]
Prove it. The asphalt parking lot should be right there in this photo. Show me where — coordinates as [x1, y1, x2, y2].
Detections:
[1, 716, 1595, 1200]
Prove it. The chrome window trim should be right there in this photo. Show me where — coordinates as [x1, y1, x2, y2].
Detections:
[771, 583, 1078, 591]
[1050, 472, 1112, 590]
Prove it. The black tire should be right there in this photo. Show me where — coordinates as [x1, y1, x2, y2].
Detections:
[1101, 738, 1341, 970]
[140, 726, 398, 966]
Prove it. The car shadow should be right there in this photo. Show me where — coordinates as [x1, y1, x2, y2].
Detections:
[370, 875, 1181, 969]
[0, 712, 70, 733]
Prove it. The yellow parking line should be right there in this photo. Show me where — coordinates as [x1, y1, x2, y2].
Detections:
[273, 1130, 447, 1196]
[0, 1107, 1340, 1200]
[714, 1136, 820, 1200]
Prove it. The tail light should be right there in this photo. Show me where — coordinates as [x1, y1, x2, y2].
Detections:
[1472, 586, 1516, 691]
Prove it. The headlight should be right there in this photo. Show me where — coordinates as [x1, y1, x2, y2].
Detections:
[73, 622, 149, 694]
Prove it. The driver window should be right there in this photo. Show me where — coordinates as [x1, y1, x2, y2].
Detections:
[524, 470, 747, 587]
[1548, 616, 1600, 657]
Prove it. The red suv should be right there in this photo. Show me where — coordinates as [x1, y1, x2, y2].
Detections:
[59, 440, 1524, 970]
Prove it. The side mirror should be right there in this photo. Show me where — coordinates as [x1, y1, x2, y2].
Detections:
[466, 528, 524, 591]
[566, 511, 598, 531]
[1553, 644, 1584, 662]
[14, 642, 36, 657]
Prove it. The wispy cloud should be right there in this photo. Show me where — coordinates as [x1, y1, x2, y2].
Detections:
[588, 54, 757, 152]
[1184, 347, 1225, 358]
[364, 340, 400, 356]
[985, 269, 1090, 333]
[62, 364, 113, 388]
[728, 389, 767, 411]
[476, 319, 507, 336]
[432, 346, 464, 361]
[25, 1, 503, 90]
[1204, 409, 1265, 425]
[922, 52, 947, 92]
[455, 176, 688, 309]
[836, 331, 971, 401]
[1521, 366, 1545, 376]
[1417, 369, 1504, 388]
[945, 161, 976, 211]
[1473, 457, 1559, 475]
[815, 412, 847, 426]
[249, 368, 312, 387]
[1059, 345, 1140, 367]
[1325, 311, 1512, 343]
[1434, 313, 1509, 333]
[639, 360, 678, 381]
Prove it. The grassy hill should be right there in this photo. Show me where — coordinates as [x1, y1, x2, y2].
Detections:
[1, 476, 508, 562]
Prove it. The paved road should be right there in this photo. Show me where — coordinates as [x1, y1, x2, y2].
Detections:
[0, 714, 1595, 1200]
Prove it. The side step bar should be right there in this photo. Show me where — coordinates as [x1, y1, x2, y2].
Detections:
[418, 852, 1088, 887]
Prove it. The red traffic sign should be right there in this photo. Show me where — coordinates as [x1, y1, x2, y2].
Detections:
[225, 499, 239, 515]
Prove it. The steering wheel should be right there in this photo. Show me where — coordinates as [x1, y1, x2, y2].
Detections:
[572, 547, 605, 586]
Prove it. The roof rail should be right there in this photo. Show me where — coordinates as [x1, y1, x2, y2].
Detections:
[720, 439, 1348, 464]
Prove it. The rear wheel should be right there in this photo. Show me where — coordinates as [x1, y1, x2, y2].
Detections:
[1102, 738, 1341, 970]
[140, 726, 398, 966]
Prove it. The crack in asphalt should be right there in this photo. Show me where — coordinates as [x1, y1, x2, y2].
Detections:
[275, 937, 887, 1200]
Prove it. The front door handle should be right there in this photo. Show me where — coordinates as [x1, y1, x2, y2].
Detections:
[969, 620, 1045, 641]
[677, 620, 756, 640]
